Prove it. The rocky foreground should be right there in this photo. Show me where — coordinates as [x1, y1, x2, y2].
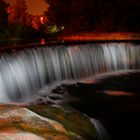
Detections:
[0, 104, 98, 140]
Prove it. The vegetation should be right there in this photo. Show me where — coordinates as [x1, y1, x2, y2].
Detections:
[0, 0, 49, 41]
[0, 0, 9, 38]
[0, 0, 140, 41]
[44, 0, 140, 34]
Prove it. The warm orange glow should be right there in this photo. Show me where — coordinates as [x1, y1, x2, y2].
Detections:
[32, 20, 38, 29]
[59, 33, 140, 41]
[40, 16, 44, 24]
[40, 38, 46, 44]
[31, 15, 47, 29]
[7, 0, 49, 15]
[104, 90, 134, 96]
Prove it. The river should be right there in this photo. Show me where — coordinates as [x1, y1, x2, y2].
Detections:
[0, 41, 139, 140]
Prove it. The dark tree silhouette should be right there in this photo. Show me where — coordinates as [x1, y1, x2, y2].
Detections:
[0, 0, 9, 31]
[12, 0, 28, 24]
[44, 0, 140, 33]
[44, 0, 71, 27]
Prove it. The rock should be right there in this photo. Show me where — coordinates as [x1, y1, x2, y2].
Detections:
[0, 102, 100, 140]
[0, 104, 95, 140]
[28, 104, 98, 140]
[0, 131, 45, 140]
[0, 105, 75, 140]
[0, 107, 67, 134]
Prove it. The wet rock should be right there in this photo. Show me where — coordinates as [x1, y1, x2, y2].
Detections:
[28, 104, 98, 140]
[0, 105, 80, 140]
[0, 131, 45, 140]
[0, 104, 98, 140]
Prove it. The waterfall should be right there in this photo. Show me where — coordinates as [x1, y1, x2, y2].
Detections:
[0, 43, 139, 103]
[91, 118, 110, 140]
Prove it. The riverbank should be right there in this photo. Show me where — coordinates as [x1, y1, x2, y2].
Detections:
[1, 32, 140, 45]
[59, 32, 140, 41]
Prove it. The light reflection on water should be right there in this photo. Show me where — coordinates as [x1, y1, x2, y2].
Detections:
[0, 38, 57, 50]
[40, 38, 46, 45]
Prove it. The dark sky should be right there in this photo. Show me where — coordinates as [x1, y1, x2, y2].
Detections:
[7, 0, 49, 15]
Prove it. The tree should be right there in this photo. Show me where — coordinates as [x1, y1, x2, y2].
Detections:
[7, 0, 36, 38]
[12, 0, 28, 24]
[44, 0, 72, 29]
[44, 0, 140, 33]
[44, 0, 105, 33]
[0, 0, 9, 31]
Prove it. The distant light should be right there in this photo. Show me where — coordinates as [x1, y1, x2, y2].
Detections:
[40, 38, 46, 44]
[40, 16, 44, 24]
[60, 25, 64, 30]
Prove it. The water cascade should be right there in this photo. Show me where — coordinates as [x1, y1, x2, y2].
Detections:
[0, 43, 139, 103]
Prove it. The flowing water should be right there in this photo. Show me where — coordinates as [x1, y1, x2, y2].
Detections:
[0, 43, 139, 103]
[0, 42, 140, 140]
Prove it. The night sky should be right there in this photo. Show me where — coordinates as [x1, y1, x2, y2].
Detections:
[7, 0, 49, 15]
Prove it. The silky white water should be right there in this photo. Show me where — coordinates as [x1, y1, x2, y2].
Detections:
[0, 43, 139, 103]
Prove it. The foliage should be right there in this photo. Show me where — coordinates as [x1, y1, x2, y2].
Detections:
[8, 23, 38, 38]
[44, 0, 71, 27]
[46, 25, 59, 34]
[1, 0, 47, 39]
[11, 0, 28, 24]
[0, 0, 9, 32]
[44, 0, 140, 33]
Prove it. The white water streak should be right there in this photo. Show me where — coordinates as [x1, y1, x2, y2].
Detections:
[0, 43, 139, 103]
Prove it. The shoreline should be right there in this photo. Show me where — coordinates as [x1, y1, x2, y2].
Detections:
[58, 32, 140, 41]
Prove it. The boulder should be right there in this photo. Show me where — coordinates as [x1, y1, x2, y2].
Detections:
[0, 104, 98, 140]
